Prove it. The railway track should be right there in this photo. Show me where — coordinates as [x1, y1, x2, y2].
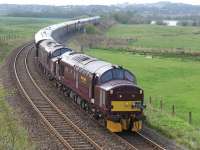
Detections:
[13, 42, 167, 150]
[117, 132, 166, 150]
[14, 42, 101, 150]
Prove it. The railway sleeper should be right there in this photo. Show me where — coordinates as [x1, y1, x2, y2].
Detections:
[42, 112, 60, 115]
[73, 145, 94, 150]
[37, 107, 54, 111]
[58, 130, 79, 135]
[54, 127, 77, 132]
[74, 148, 94, 150]
[67, 139, 90, 144]
[70, 143, 94, 147]
[63, 134, 86, 138]
[43, 115, 61, 119]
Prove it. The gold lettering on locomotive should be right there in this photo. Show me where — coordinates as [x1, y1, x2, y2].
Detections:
[80, 75, 87, 84]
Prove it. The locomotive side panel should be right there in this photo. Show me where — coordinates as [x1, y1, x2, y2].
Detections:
[38, 44, 50, 71]
[62, 63, 76, 90]
[78, 71, 92, 100]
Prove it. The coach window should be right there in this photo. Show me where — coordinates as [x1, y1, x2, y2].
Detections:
[61, 48, 71, 54]
[52, 50, 61, 57]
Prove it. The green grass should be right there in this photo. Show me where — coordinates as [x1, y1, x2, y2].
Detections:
[86, 48, 200, 149]
[0, 16, 65, 63]
[0, 16, 65, 149]
[0, 87, 33, 150]
[106, 24, 200, 51]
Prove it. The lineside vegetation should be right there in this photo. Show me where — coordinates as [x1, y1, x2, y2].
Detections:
[0, 16, 65, 149]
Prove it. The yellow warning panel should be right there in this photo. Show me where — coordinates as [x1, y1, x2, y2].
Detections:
[107, 120, 122, 132]
[111, 101, 140, 112]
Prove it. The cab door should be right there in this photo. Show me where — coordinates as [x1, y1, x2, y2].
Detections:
[76, 71, 79, 89]
[100, 89, 106, 107]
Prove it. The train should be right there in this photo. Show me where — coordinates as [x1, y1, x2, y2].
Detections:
[35, 16, 145, 132]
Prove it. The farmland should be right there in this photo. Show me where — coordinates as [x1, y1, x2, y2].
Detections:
[106, 24, 200, 51]
[0, 16, 65, 63]
[0, 16, 65, 149]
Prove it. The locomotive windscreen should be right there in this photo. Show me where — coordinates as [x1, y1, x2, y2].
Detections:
[100, 69, 136, 84]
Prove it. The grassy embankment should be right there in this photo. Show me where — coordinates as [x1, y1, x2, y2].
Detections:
[86, 24, 200, 149]
[0, 16, 65, 149]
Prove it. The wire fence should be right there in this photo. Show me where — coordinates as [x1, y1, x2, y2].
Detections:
[0, 33, 20, 41]
[145, 96, 193, 124]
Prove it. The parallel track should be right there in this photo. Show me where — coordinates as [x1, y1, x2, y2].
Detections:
[117, 132, 166, 150]
[14, 43, 101, 150]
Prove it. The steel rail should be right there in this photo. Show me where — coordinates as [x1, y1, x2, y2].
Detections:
[136, 132, 166, 150]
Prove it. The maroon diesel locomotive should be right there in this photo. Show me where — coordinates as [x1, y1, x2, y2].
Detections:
[35, 17, 145, 132]
[58, 52, 145, 132]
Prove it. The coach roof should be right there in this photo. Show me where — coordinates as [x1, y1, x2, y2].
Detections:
[39, 39, 64, 53]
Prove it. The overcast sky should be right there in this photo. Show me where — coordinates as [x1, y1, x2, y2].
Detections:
[0, 0, 200, 6]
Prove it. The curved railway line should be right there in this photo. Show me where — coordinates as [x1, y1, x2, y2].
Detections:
[14, 42, 101, 150]
[12, 41, 167, 149]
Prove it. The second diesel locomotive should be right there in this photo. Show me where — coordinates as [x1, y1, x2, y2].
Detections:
[35, 17, 145, 132]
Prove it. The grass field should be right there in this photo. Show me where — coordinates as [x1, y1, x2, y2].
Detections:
[106, 24, 200, 51]
[0, 16, 65, 63]
[86, 48, 200, 149]
[0, 16, 65, 149]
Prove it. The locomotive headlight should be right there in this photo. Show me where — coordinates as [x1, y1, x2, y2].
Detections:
[140, 90, 143, 94]
[110, 90, 113, 94]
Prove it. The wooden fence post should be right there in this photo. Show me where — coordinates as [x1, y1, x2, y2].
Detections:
[172, 104, 175, 116]
[149, 96, 152, 105]
[189, 112, 192, 124]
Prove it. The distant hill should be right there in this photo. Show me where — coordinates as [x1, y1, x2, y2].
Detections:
[0, 2, 200, 19]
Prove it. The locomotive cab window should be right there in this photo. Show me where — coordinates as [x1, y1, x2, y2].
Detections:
[124, 70, 136, 83]
[113, 69, 124, 80]
[100, 69, 137, 84]
[100, 70, 112, 83]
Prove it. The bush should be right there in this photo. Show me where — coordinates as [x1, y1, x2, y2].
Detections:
[85, 24, 100, 34]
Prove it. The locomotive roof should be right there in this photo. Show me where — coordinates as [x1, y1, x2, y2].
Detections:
[61, 52, 114, 76]
[39, 39, 64, 53]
